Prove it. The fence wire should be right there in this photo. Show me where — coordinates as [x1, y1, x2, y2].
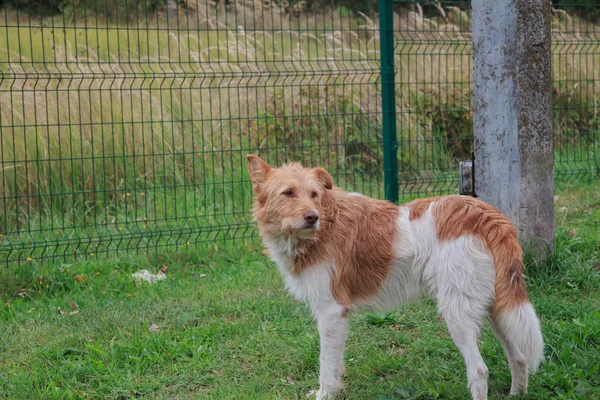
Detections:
[393, 0, 473, 197]
[1, 0, 598, 265]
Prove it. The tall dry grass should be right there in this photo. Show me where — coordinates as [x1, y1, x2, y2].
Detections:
[0, 5, 386, 237]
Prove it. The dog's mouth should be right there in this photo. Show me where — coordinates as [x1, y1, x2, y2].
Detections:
[286, 220, 320, 237]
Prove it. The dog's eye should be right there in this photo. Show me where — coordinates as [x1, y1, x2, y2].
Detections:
[282, 190, 294, 197]
[310, 191, 318, 199]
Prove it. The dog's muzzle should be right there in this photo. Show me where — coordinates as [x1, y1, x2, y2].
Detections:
[303, 210, 319, 228]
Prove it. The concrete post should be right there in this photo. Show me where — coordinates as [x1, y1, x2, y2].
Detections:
[472, 0, 554, 257]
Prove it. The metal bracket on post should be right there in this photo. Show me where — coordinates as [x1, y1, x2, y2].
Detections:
[459, 161, 474, 196]
[379, 0, 399, 203]
[459, 152, 476, 197]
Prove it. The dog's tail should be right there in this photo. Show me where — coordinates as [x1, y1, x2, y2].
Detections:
[485, 225, 544, 373]
[492, 299, 544, 373]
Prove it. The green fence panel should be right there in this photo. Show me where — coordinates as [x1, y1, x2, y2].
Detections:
[1, 0, 598, 266]
[0, 0, 386, 265]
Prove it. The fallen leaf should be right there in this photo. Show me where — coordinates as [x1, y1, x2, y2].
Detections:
[70, 302, 79, 310]
[286, 375, 295, 385]
[113, 269, 119, 275]
[57, 307, 65, 315]
[395, 347, 407, 357]
[69, 310, 80, 316]
[396, 387, 411, 398]
[74, 274, 85, 282]
[389, 324, 401, 331]
[148, 323, 160, 332]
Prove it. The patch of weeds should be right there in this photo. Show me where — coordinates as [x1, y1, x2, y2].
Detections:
[365, 312, 397, 327]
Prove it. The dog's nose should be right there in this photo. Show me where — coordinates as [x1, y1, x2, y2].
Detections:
[303, 210, 319, 225]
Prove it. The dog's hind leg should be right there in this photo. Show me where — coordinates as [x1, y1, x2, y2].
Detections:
[429, 237, 495, 399]
[488, 316, 528, 395]
[442, 304, 489, 400]
[314, 304, 349, 400]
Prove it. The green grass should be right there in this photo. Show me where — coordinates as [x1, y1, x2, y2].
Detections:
[0, 184, 598, 399]
[1, 6, 599, 395]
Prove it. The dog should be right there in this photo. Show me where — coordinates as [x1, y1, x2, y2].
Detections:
[246, 155, 544, 400]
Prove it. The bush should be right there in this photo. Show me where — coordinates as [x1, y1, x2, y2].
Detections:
[552, 0, 600, 23]
[248, 86, 382, 174]
[5, 0, 471, 23]
[7, 0, 163, 21]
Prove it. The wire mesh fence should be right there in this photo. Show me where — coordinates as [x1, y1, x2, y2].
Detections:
[552, 1, 600, 182]
[393, 0, 473, 197]
[1, 0, 598, 265]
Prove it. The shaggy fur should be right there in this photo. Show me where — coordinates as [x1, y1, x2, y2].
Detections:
[247, 156, 544, 400]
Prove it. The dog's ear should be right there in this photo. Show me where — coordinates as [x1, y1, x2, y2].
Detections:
[314, 167, 333, 190]
[246, 155, 273, 188]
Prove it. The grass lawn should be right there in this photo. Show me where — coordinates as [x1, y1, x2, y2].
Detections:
[0, 183, 598, 400]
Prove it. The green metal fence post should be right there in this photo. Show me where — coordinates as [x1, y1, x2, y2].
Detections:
[378, 0, 399, 203]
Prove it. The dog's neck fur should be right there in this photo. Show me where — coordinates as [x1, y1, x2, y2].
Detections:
[266, 233, 300, 259]
[255, 182, 400, 306]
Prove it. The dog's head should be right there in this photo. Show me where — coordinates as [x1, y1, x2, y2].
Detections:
[246, 155, 333, 238]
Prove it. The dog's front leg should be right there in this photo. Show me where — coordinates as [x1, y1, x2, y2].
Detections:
[314, 304, 349, 400]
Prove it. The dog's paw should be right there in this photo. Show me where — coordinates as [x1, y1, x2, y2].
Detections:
[306, 389, 328, 399]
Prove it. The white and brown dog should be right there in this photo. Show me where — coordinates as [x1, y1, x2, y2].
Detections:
[246, 155, 543, 400]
